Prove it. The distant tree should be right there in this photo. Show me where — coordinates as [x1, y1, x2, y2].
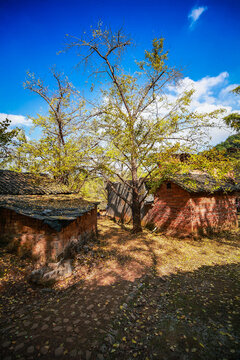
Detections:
[66, 24, 227, 233]
[215, 133, 240, 152]
[224, 86, 240, 132]
[20, 68, 88, 186]
[0, 118, 19, 165]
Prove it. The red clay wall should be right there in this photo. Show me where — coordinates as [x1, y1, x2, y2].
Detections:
[144, 182, 238, 236]
[144, 182, 193, 236]
[0, 207, 97, 263]
[191, 194, 238, 233]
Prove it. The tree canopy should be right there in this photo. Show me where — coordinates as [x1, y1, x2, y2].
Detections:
[223, 86, 240, 132]
[3, 25, 235, 232]
[11, 69, 89, 187]
[66, 24, 228, 232]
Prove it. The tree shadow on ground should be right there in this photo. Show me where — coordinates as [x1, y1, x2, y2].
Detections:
[1, 261, 239, 360]
[199, 230, 240, 248]
[95, 218, 240, 281]
[0, 218, 240, 359]
[105, 262, 240, 360]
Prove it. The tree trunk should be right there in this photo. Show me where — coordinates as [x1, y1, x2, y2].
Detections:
[132, 186, 142, 233]
[59, 172, 69, 185]
[131, 159, 142, 233]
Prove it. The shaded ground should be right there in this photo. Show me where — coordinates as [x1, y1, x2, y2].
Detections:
[106, 263, 240, 360]
[0, 217, 240, 359]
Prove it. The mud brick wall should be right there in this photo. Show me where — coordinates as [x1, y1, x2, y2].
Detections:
[144, 182, 193, 235]
[0, 206, 97, 263]
[144, 182, 238, 236]
[190, 194, 238, 233]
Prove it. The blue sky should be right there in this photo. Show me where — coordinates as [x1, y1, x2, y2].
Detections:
[0, 0, 239, 144]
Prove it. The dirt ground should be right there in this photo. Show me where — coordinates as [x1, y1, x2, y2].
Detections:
[0, 217, 240, 359]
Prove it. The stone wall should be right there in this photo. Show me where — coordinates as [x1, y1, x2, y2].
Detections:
[0, 206, 97, 263]
[144, 181, 238, 236]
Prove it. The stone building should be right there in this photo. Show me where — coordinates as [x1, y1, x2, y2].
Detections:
[0, 170, 98, 263]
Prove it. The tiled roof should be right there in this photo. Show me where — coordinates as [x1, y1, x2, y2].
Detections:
[0, 194, 98, 231]
[0, 170, 99, 231]
[0, 170, 71, 195]
[167, 173, 240, 194]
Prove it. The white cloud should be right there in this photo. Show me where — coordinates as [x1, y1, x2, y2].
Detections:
[171, 72, 229, 105]
[188, 6, 208, 28]
[169, 71, 235, 111]
[165, 72, 240, 146]
[219, 84, 238, 96]
[208, 126, 234, 146]
[0, 113, 32, 126]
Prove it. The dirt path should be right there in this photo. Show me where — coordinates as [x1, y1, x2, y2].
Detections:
[0, 218, 147, 360]
[0, 217, 240, 359]
[1, 278, 138, 359]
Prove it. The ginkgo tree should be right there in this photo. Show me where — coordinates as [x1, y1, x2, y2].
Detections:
[19, 68, 89, 186]
[66, 24, 228, 232]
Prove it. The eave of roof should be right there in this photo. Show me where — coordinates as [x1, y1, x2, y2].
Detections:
[0, 194, 98, 231]
[166, 173, 240, 194]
